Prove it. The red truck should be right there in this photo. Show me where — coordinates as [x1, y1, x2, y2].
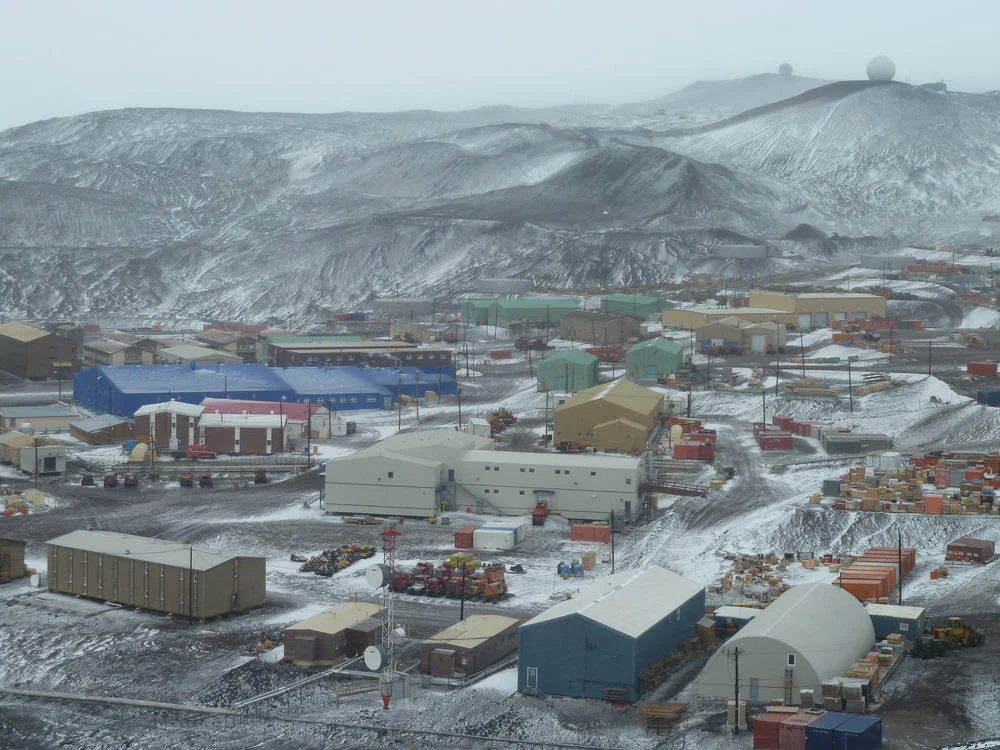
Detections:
[184, 444, 217, 459]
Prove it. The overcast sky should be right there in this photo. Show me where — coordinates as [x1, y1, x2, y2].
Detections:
[2, 0, 998, 131]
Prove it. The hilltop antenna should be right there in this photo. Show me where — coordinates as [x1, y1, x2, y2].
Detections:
[363, 523, 401, 710]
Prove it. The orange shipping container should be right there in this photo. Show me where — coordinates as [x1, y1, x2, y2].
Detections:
[924, 494, 944, 514]
[834, 578, 885, 601]
[967, 362, 998, 376]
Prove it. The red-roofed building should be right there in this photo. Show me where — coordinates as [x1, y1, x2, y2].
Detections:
[199, 398, 336, 439]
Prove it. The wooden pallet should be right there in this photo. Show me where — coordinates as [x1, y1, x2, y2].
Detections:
[639, 702, 688, 734]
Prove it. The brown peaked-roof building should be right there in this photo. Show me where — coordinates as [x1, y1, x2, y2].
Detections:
[0, 321, 77, 379]
[419, 615, 519, 678]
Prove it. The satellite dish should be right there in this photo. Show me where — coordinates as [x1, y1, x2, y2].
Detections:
[363, 644, 388, 671]
[365, 563, 390, 589]
[393, 626, 406, 638]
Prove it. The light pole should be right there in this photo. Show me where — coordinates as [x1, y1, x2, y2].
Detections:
[279, 395, 286, 452]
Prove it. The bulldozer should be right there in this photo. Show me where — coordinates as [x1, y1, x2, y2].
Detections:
[931, 617, 985, 648]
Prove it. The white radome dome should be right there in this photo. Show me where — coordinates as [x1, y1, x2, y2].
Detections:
[867, 56, 896, 81]
[778, 63, 793, 77]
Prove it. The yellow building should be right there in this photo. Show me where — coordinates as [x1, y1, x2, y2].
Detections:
[696, 318, 786, 353]
[554, 380, 663, 454]
[748, 291, 887, 328]
[662, 307, 796, 329]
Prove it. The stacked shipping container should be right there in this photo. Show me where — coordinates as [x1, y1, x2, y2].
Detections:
[569, 523, 612, 544]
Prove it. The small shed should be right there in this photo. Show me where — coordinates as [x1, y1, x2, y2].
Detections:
[284, 602, 382, 666]
[20, 444, 67, 475]
[865, 603, 926, 640]
[536, 350, 599, 393]
[0, 431, 34, 463]
[946, 537, 996, 563]
[420, 615, 519, 678]
[625, 338, 684, 379]
[69, 415, 136, 445]
[0, 538, 27, 583]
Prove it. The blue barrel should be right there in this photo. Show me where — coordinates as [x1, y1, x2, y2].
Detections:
[572, 563, 584, 576]
[557, 562, 570, 576]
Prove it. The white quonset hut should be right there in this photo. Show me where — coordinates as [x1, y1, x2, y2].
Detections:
[697, 583, 875, 705]
[518, 566, 705, 703]
[323, 429, 643, 520]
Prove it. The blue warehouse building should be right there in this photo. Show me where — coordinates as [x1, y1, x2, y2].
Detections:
[73, 364, 453, 416]
[518, 566, 705, 703]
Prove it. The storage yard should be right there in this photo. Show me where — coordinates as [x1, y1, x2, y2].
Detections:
[5, 286, 1000, 749]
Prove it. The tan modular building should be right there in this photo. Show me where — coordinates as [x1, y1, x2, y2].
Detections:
[284, 602, 382, 666]
[558, 311, 640, 346]
[197, 412, 286, 455]
[389, 322, 442, 343]
[0, 403, 77, 432]
[554, 380, 663, 454]
[46, 530, 266, 619]
[662, 307, 797, 329]
[103, 331, 168, 359]
[748, 291, 888, 329]
[134, 401, 205, 451]
[0, 431, 35, 463]
[194, 329, 261, 362]
[159, 344, 244, 365]
[0, 537, 27, 583]
[82, 339, 153, 367]
[69, 415, 136, 445]
[420, 615, 519, 678]
[0, 321, 77, 379]
[696, 317, 787, 353]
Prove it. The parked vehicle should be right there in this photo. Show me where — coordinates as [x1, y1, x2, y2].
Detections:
[532, 499, 550, 526]
[557, 441, 588, 453]
[179, 472, 194, 488]
[254, 469, 268, 484]
[198, 473, 214, 488]
[103, 474, 118, 488]
[81, 474, 95, 487]
[123, 474, 138, 488]
[185, 444, 217, 460]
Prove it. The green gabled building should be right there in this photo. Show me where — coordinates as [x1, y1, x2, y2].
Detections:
[536, 349, 599, 392]
[601, 293, 672, 321]
[625, 338, 684, 379]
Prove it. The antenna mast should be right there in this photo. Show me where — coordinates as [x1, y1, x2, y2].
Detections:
[379, 523, 401, 710]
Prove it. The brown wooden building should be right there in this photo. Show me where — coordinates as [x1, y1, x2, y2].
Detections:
[197, 413, 286, 455]
[283, 603, 382, 666]
[0, 538, 27, 583]
[46, 530, 266, 619]
[559, 311, 640, 346]
[946, 537, 996, 563]
[133, 401, 204, 451]
[0, 321, 77, 379]
[268, 341, 452, 369]
[419, 614, 519, 678]
[69, 415, 136, 445]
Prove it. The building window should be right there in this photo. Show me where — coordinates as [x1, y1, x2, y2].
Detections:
[494, 466, 499, 471]
[387, 472, 394, 479]
[520, 468, 525, 472]
[555, 470, 561, 475]
[787, 654, 796, 666]
[485, 466, 491, 471]
[529, 468, 534, 473]
[591, 471, 597, 476]
[899, 623, 909, 632]
[565, 470, 570, 475]
[519, 490, 525, 495]
[626, 478, 632, 485]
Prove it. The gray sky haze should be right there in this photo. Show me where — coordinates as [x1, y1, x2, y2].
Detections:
[2, 0, 999, 131]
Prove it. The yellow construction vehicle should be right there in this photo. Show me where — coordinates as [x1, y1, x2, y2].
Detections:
[931, 617, 985, 648]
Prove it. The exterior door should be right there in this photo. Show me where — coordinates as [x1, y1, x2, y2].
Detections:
[797, 313, 811, 330]
[448, 469, 455, 482]
[814, 312, 829, 327]
[526, 667, 538, 690]
[749, 678, 760, 700]
[751, 335, 766, 353]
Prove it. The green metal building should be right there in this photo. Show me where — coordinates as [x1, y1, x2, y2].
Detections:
[536, 349, 599, 392]
[601, 293, 672, 320]
[260, 335, 364, 361]
[461, 299, 579, 326]
[625, 338, 684, 379]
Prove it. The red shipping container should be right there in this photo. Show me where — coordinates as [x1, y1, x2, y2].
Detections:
[454, 525, 478, 549]
[909, 456, 925, 468]
[780, 710, 825, 750]
[924, 494, 944, 514]
[699, 442, 716, 461]
[934, 467, 951, 487]
[773, 415, 793, 429]
[753, 711, 788, 750]
[489, 349, 513, 360]
[689, 432, 716, 444]
[968, 362, 998, 376]
[833, 578, 885, 601]
[966, 467, 987, 482]
[850, 564, 897, 590]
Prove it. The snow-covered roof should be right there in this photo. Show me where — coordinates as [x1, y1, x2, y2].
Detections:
[45, 530, 260, 571]
[134, 401, 205, 418]
[0, 404, 76, 418]
[0, 321, 49, 342]
[523, 566, 703, 639]
[85, 339, 129, 354]
[865, 603, 925, 620]
[70, 415, 133, 432]
[713, 605, 761, 621]
[160, 344, 243, 363]
[347, 429, 493, 460]
[286, 602, 381, 635]
[463, 449, 640, 471]
[198, 412, 285, 428]
[424, 615, 519, 649]
[725, 583, 874, 673]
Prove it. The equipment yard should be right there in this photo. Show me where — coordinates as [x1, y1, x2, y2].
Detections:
[4, 307, 1000, 750]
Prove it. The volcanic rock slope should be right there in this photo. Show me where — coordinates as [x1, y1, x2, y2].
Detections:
[0, 78, 997, 320]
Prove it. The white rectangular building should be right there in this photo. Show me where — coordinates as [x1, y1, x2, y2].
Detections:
[324, 429, 643, 520]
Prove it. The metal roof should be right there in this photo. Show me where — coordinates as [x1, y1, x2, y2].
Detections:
[463, 448, 640, 471]
[865, 603, 926, 620]
[92, 364, 292, 394]
[0, 431, 34, 448]
[199, 412, 285, 428]
[423, 614, 519, 649]
[561, 311, 629, 324]
[539, 349, 599, 367]
[349, 429, 493, 460]
[0, 321, 49, 342]
[523, 566, 703, 638]
[70, 415, 133, 431]
[85, 340, 130, 354]
[559, 379, 663, 417]
[270, 366, 394, 397]
[196, 329, 244, 345]
[713, 605, 761, 621]
[200, 398, 322, 421]
[286, 602, 381, 635]
[45, 530, 262, 571]
[160, 345, 243, 362]
[603, 293, 662, 304]
[134, 400, 205, 418]
[0, 404, 76, 418]
[677, 307, 789, 316]
[628, 337, 684, 354]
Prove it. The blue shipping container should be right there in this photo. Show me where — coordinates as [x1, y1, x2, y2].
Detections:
[823, 479, 842, 497]
[977, 389, 1000, 406]
[806, 712, 855, 750]
[833, 714, 882, 750]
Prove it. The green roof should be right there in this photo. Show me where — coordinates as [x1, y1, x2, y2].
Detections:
[497, 299, 578, 310]
[541, 349, 599, 366]
[629, 337, 683, 354]
[603, 293, 662, 304]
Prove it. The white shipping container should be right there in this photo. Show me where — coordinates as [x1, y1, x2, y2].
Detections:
[473, 528, 517, 551]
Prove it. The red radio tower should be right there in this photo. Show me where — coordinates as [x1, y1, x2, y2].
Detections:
[379, 524, 401, 710]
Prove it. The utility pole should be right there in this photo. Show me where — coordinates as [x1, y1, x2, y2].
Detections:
[415, 373, 421, 421]
[459, 564, 468, 622]
[888, 326, 894, 363]
[928, 339, 932, 377]
[732, 646, 741, 734]
[610, 508, 616, 574]
[188, 545, 194, 625]
[306, 398, 312, 467]
[397, 375, 402, 430]
[898, 529, 904, 606]
[456, 372, 463, 430]
[799, 331, 806, 378]
[761, 383, 766, 425]
[774, 345, 781, 396]
[847, 359, 854, 413]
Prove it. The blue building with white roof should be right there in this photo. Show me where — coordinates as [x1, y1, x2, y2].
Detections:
[517, 566, 705, 702]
